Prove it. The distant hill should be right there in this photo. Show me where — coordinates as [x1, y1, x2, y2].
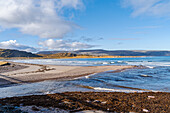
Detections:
[37, 51, 68, 55]
[37, 49, 170, 56]
[39, 53, 77, 58]
[0, 49, 41, 58]
[74, 50, 170, 56]
[38, 52, 116, 59]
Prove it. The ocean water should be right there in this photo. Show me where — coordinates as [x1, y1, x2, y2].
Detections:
[0, 56, 170, 98]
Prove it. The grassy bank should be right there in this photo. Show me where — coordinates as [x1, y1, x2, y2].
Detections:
[0, 55, 145, 60]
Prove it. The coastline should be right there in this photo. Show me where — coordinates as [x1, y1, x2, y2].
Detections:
[0, 55, 146, 60]
[0, 62, 138, 86]
[0, 62, 169, 112]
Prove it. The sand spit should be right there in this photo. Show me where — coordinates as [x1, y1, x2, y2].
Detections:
[0, 62, 28, 73]
[0, 62, 137, 86]
[0, 92, 169, 112]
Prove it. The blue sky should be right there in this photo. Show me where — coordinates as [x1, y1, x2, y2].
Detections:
[0, 0, 170, 52]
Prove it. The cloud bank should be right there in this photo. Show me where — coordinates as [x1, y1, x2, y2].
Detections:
[122, 0, 170, 17]
[39, 39, 94, 51]
[0, 0, 83, 38]
[0, 0, 96, 51]
[0, 39, 94, 52]
[0, 40, 37, 52]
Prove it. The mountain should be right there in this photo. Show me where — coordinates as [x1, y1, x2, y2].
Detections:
[74, 50, 170, 56]
[37, 49, 170, 56]
[39, 53, 77, 58]
[37, 51, 68, 55]
[0, 49, 41, 58]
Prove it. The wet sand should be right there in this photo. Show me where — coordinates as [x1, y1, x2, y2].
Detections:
[0, 92, 169, 112]
[0, 62, 28, 73]
[0, 62, 137, 86]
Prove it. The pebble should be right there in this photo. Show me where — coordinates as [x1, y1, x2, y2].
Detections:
[101, 101, 107, 104]
[143, 109, 149, 112]
[86, 100, 91, 103]
[93, 100, 101, 103]
[63, 101, 71, 104]
[148, 96, 155, 99]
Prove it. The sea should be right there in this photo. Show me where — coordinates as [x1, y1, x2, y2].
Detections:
[0, 56, 170, 98]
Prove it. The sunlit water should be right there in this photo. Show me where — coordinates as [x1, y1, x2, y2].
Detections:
[0, 56, 170, 98]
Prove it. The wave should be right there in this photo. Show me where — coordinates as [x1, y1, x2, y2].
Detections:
[140, 74, 152, 77]
[84, 73, 97, 79]
[9, 57, 170, 67]
[74, 73, 97, 80]
[77, 85, 149, 93]
[11, 59, 126, 66]
[11, 59, 95, 66]
[126, 61, 170, 67]
[146, 66, 154, 69]
[93, 87, 144, 93]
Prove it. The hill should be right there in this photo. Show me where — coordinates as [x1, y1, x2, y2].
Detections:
[0, 49, 41, 58]
[37, 51, 68, 55]
[37, 49, 170, 56]
[39, 53, 77, 58]
[39, 52, 117, 59]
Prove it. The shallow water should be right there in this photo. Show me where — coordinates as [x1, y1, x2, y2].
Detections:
[0, 56, 170, 98]
[9, 56, 170, 67]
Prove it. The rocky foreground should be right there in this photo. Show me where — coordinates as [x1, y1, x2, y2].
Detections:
[0, 92, 169, 113]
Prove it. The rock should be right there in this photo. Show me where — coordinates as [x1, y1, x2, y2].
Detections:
[101, 101, 107, 104]
[32, 106, 40, 111]
[93, 100, 101, 103]
[148, 96, 155, 99]
[143, 109, 149, 112]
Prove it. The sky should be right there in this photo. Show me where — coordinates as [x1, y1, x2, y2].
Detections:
[0, 0, 170, 52]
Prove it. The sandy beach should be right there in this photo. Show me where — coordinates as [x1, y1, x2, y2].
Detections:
[0, 62, 136, 86]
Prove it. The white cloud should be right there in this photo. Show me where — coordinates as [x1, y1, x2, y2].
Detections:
[122, 0, 170, 17]
[0, 0, 83, 38]
[57, 0, 83, 9]
[0, 40, 37, 52]
[0, 39, 95, 52]
[39, 39, 94, 51]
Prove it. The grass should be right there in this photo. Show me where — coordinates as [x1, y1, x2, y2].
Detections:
[0, 61, 9, 66]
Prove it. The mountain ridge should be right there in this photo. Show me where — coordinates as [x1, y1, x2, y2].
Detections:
[0, 49, 41, 58]
[37, 49, 170, 56]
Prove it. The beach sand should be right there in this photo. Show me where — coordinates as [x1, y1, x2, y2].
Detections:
[0, 62, 137, 86]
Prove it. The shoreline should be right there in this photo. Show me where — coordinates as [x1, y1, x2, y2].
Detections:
[0, 62, 140, 86]
[0, 62, 169, 112]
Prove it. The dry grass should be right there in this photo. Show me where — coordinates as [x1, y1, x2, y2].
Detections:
[0, 61, 9, 66]
[0, 55, 145, 60]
